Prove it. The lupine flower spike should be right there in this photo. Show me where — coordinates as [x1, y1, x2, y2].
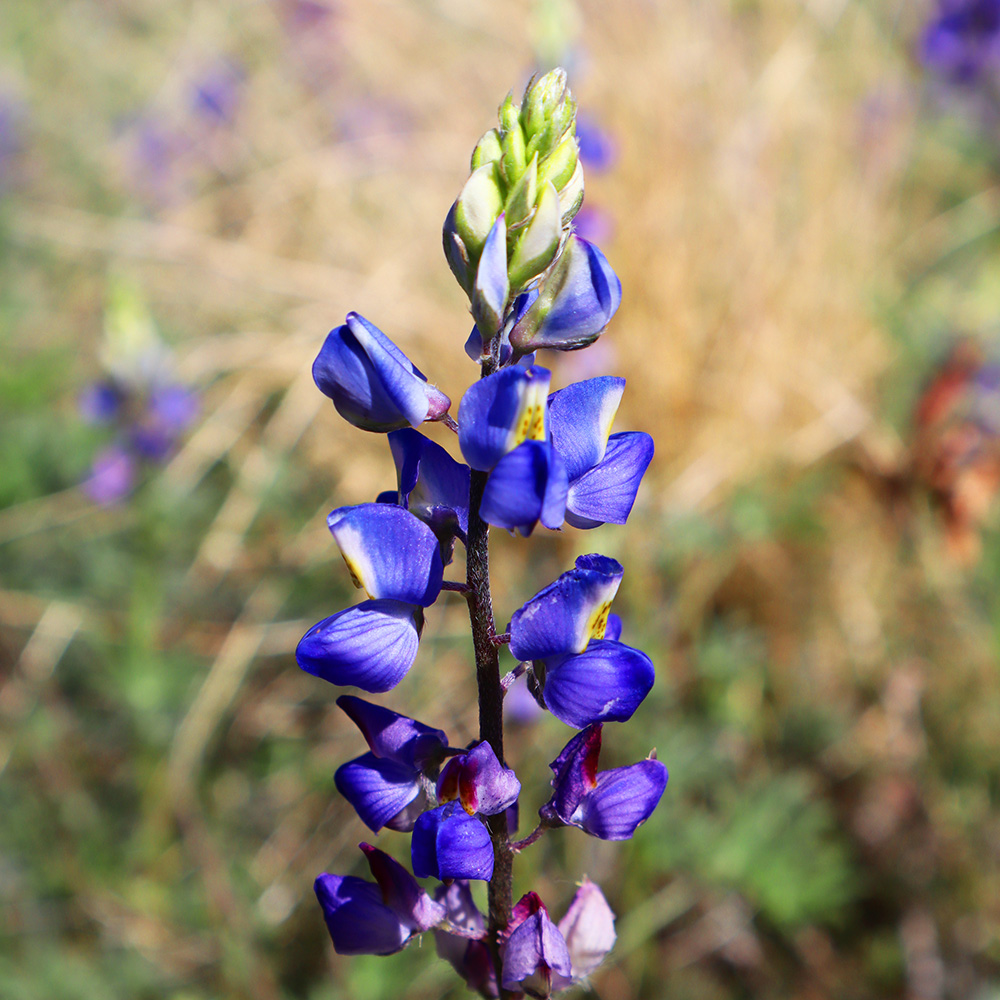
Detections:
[296, 69, 666, 995]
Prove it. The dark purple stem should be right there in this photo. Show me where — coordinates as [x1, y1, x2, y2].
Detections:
[510, 823, 549, 853]
[441, 580, 472, 594]
[465, 351, 514, 995]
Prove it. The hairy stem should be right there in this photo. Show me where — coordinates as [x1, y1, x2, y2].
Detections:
[465, 355, 514, 995]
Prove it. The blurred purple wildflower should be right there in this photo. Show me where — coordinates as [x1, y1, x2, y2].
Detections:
[921, 1, 1000, 85]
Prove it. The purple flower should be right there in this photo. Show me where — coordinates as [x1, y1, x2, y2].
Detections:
[332, 697, 449, 831]
[541, 723, 667, 840]
[479, 438, 568, 536]
[314, 843, 445, 955]
[921, 1, 1000, 85]
[313, 313, 451, 432]
[190, 60, 243, 123]
[78, 382, 122, 424]
[501, 892, 572, 994]
[83, 445, 135, 505]
[575, 113, 617, 172]
[573, 204, 615, 245]
[411, 803, 494, 881]
[436, 741, 521, 817]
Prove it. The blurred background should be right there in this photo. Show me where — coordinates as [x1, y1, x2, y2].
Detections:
[6, 0, 1000, 997]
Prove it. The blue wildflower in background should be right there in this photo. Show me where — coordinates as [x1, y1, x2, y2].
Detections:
[294, 70, 665, 994]
[921, 0, 1000, 85]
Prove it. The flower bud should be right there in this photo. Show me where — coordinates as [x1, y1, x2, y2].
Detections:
[471, 128, 503, 171]
[509, 236, 621, 354]
[520, 69, 571, 142]
[443, 164, 504, 293]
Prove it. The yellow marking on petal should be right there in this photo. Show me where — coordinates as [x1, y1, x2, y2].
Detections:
[341, 553, 373, 599]
[586, 601, 612, 642]
[459, 785, 479, 816]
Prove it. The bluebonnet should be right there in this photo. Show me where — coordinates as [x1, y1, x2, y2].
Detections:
[921, 1, 1000, 85]
[296, 69, 665, 994]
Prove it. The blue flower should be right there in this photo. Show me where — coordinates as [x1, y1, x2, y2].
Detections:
[411, 803, 495, 881]
[575, 113, 617, 172]
[433, 882, 497, 997]
[509, 555, 655, 727]
[540, 724, 668, 840]
[313, 312, 451, 432]
[479, 438, 568, 536]
[921, 1, 1000, 84]
[548, 377, 653, 528]
[315, 843, 445, 955]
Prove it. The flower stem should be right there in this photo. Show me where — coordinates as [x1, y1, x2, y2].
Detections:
[465, 355, 514, 996]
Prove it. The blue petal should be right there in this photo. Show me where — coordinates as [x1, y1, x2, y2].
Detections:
[312, 312, 450, 432]
[479, 439, 568, 536]
[605, 613, 623, 642]
[296, 599, 421, 693]
[548, 377, 625, 481]
[565, 432, 654, 529]
[314, 874, 408, 955]
[540, 723, 602, 827]
[388, 428, 470, 540]
[501, 899, 572, 989]
[327, 504, 444, 606]
[465, 290, 539, 364]
[509, 554, 623, 661]
[334, 752, 421, 832]
[509, 237, 622, 353]
[336, 695, 448, 770]
[457, 366, 551, 471]
[411, 805, 494, 881]
[540, 639, 655, 728]
[436, 741, 520, 817]
[359, 843, 446, 932]
[472, 213, 509, 339]
[578, 759, 668, 840]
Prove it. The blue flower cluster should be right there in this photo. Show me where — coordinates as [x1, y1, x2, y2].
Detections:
[921, 1, 1000, 86]
[298, 70, 666, 997]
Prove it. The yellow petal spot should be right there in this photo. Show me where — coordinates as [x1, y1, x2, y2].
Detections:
[341, 553, 373, 599]
[586, 601, 612, 642]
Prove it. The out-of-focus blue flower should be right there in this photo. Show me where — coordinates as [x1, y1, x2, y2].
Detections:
[921, 0, 1000, 84]
[508, 236, 621, 354]
[313, 312, 451, 432]
[501, 892, 572, 994]
[0, 90, 25, 188]
[433, 882, 497, 998]
[573, 204, 615, 245]
[387, 428, 470, 559]
[436, 741, 520, 817]
[411, 803, 495, 881]
[575, 113, 617, 172]
[84, 445, 135, 505]
[549, 377, 653, 528]
[510, 555, 655, 727]
[314, 843, 445, 955]
[550, 879, 617, 990]
[79, 382, 122, 424]
[190, 60, 243, 123]
[540, 723, 667, 840]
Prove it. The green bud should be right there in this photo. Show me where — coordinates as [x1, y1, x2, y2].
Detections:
[454, 163, 504, 256]
[498, 93, 520, 134]
[471, 128, 503, 171]
[557, 158, 585, 227]
[507, 181, 562, 292]
[500, 120, 527, 188]
[520, 68, 569, 139]
[538, 130, 579, 193]
[504, 153, 538, 230]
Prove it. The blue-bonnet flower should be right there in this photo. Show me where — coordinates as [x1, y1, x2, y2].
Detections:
[501, 891, 573, 995]
[314, 843, 446, 955]
[436, 740, 521, 817]
[508, 236, 622, 355]
[548, 376, 654, 528]
[549, 879, 617, 990]
[333, 696, 449, 832]
[83, 444, 136, 505]
[433, 881, 497, 998]
[384, 428, 470, 560]
[411, 802, 495, 881]
[540, 723, 668, 840]
[575, 113, 617, 173]
[295, 504, 443, 692]
[312, 312, 451, 432]
[921, 0, 1000, 85]
[509, 555, 655, 728]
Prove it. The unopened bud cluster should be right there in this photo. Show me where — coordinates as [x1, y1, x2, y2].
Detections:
[296, 69, 665, 998]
